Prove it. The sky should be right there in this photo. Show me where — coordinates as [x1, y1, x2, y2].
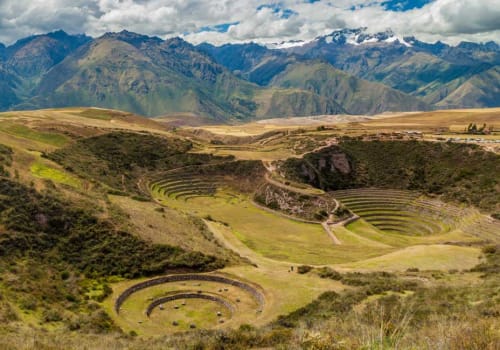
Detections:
[0, 0, 499, 46]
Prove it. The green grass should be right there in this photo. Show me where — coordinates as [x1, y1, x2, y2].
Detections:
[150, 299, 223, 331]
[73, 109, 119, 120]
[153, 190, 392, 265]
[345, 219, 474, 247]
[341, 245, 481, 271]
[30, 162, 82, 188]
[108, 278, 260, 336]
[0, 122, 69, 147]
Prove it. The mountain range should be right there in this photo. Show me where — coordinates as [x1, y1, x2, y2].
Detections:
[0, 28, 498, 122]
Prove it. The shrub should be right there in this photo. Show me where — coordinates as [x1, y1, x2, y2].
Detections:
[282, 140, 500, 211]
[60, 271, 70, 280]
[42, 309, 63, 322]
[317, 267, 342, 280]
[482, 245, 497, 254]
[297, 265, 313, 274]
[0, 178, 225, 278]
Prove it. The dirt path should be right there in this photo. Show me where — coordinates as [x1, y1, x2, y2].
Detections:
[323, 215, 361, 245]
[321, 222, 342, 245]
[204, 220, 306, 269]
[263, 172, 323, 196]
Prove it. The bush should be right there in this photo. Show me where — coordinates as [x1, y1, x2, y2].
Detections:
[42, 309, 63, 322]
[297, 265, 313, 274]
[317, 267, 342, 280]
[282, 140, 500, 211]
[482, 245, 497, 254]
[0, 178, 225, 278]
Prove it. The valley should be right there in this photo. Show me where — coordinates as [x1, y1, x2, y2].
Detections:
[0, 107, 498, 349]
[1, 29, 498, 122]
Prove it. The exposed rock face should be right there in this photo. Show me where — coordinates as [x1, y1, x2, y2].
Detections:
[331, 153, 351, 174]
[281, 145, 359, 190]
[301, 163, 317, 182]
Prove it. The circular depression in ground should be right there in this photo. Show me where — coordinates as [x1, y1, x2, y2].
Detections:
[114, 274, 265, 333]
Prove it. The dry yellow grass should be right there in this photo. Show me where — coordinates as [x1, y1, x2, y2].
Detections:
[108, 195, 236, 260]
[341, 244, 481, 271]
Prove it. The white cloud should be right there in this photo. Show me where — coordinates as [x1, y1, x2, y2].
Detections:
[0, 0, 499, 46]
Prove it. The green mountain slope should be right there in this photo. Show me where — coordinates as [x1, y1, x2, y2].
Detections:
[0, 66, 19, 109]
[270, 62, 429, 114]
[433, 66, 500, 108]
[6, 31, 434, 120]
[20, 33, 259, 121]
[255, 88, 346, 117]
[5, 30, 90, 79]
[15, 33, 372, 120]
[202, 30, 499, 110]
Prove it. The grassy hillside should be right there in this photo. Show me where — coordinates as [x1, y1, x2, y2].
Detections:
[14, 33, 347, 121]
[0, 177, 224, 277]
[1, 248, 498, 348]
[254, 88, 346, 117]
[0, 173, 224, 334]
[17, 35, 258, 121]
[0, 107, 498, 349]
[270, 62, 429, 114]
[47, 132, 226, 193]
[282, 140, 500, 212]
[434, 66, 500, 108]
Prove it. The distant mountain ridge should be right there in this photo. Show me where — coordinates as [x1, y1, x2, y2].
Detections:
[200, 28, 499, 110]
[0, 28, 498, 121]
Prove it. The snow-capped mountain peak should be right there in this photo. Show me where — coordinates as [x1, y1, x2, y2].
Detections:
[266, 39, 314, 49]
[321, 28, 413, 47]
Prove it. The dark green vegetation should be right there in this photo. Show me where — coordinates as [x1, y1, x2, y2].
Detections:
[0, 130, 232, 334]
[0, 112, 498, 349]
[282, 140, 500, 212]
[0, 143, 12, 176]
[5, 249, 497, 349]
[2, 29, 498, 120]
[0, 173, 224, 334]
[0, 178, 223, 277]
[47, 131, 228, 193]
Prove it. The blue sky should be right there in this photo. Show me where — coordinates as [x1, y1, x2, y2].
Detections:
[381, 0, 434, 11]
[0, 0, 499, 45]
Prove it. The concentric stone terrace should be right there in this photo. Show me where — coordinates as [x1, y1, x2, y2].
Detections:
[149, 168, 238, 202]
[332, 189, 459, 236]
[114, 274, 265, 333]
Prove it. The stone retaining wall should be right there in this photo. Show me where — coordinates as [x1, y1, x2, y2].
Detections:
[115, 274, 264, 314]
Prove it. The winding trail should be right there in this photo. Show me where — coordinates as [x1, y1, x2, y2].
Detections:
[261, 160, 345, 245]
